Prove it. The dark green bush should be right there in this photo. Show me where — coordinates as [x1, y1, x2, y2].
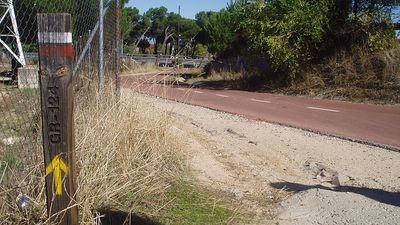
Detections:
[198, 0, 397, 82]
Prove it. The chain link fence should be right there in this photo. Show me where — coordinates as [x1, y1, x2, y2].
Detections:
[0, 0, 120, 150]
[1, 0, 120, 220]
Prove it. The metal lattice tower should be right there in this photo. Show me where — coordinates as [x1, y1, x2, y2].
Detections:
[0, 0, 25, 66]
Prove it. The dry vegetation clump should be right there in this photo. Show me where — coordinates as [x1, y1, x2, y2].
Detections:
[121, 59, 163, 75]
[190, 59, 264, 91]
[0, 88, 47, 224]
[200, 43, 400, 104]
[75, 81, 185, 222]
[208, 69, 246, 81]
[286, 43, 400, 104]
[0, 79, 185, 224]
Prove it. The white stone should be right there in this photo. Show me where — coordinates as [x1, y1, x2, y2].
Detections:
[230, 188, 244, 199]
[332, 173, 351, 186]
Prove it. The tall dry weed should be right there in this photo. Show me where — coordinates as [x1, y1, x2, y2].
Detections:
[121, 59, 161, 75]
[75, 81, 184, 222]
[289, 42, 400, 103]
[0, 78, 184, 224]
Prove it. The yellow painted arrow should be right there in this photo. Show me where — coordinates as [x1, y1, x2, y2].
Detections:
[46, 155, 69, 196]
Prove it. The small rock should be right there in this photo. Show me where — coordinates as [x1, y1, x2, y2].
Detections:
[248, 140, 258, 145]
[317, 163, 328, 171]
[332, 173, 351, 186]
[230, 188, 244, 199]
[206, 129, 217, 135]
[226, 128, 246, 138]
[226, 128, 236, 134]
[175, 77, 186, 83]
[320, 182, 335, 189]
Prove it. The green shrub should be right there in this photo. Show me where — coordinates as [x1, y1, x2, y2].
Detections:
[200, 0, 397, 82]
[239, 0, 332, 80]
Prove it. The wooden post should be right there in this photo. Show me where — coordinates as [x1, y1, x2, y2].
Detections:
[37, 14, 78, 225]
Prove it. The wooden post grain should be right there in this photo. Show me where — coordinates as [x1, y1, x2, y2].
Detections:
[37, 13, 78, 225]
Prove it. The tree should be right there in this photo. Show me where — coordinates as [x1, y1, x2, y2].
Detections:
[238, 0, 332, 78]
[141, 7, 201, 56]
[202, 9, 238, 56]
[195, 44, 209, 57]
[196, 0, 397, 81]
[121, 7, 141, 42]
[195, 11, 216, 43]
[14, 0, 100, 43]
[138, 39, 150, 53]
[194, 0, 250, 57]
[179, 18, 200, 46]
[161, 26, 174, 54]
[145, 7, 168, 54]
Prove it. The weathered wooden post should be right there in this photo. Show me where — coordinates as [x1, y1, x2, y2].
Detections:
[37, 13, 78, 225]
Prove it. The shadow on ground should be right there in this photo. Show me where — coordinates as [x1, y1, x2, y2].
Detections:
[191, 80, 231, 90]
[98, 209, 162, 225]
[270, 182, 400, 207]
[188, 76, 276, 92]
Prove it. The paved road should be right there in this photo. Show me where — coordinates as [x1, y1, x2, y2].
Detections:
[122, 74, 400, 150]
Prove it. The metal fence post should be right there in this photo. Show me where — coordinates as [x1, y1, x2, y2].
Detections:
[99, 0, 105, 91]
[88, 30, 92, 78]
[115, 0, 121, 98]
[37, 13, 78, 225]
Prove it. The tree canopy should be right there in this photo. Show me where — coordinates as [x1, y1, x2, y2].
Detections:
[121, 6, 201, 55]
[194, 0, 398, 79]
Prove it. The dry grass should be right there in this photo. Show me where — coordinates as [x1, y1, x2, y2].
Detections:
[121, 59, 164, 75]
[208, 69, 246, 81]
[75, 82, 185, 222]
[0, 78, 185, 224]
[200, 43, 400, 104]
[284, 43, 400, 104]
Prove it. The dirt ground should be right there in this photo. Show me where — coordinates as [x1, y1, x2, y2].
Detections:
[125, 90, 400, 225]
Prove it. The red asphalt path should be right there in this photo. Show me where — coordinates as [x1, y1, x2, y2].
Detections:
[122, 74, 400, 150]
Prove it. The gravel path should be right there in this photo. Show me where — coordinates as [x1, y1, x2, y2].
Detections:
[126, 90, 400, 225]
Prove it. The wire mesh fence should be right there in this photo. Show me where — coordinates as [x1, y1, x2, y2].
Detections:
[1, 0, 120, 149]
[0, 0, 120, 221]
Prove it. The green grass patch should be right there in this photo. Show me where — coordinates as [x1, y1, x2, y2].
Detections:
[96, 181, 235, 225]
[0, 151, 19, 169]
[0, 148, 20, 175]
[160, 182, 233, 225]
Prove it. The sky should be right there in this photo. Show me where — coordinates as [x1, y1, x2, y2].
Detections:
[126, 0, 230, 19]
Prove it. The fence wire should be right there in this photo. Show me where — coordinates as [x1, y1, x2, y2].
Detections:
[0, 0, 120, 203]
